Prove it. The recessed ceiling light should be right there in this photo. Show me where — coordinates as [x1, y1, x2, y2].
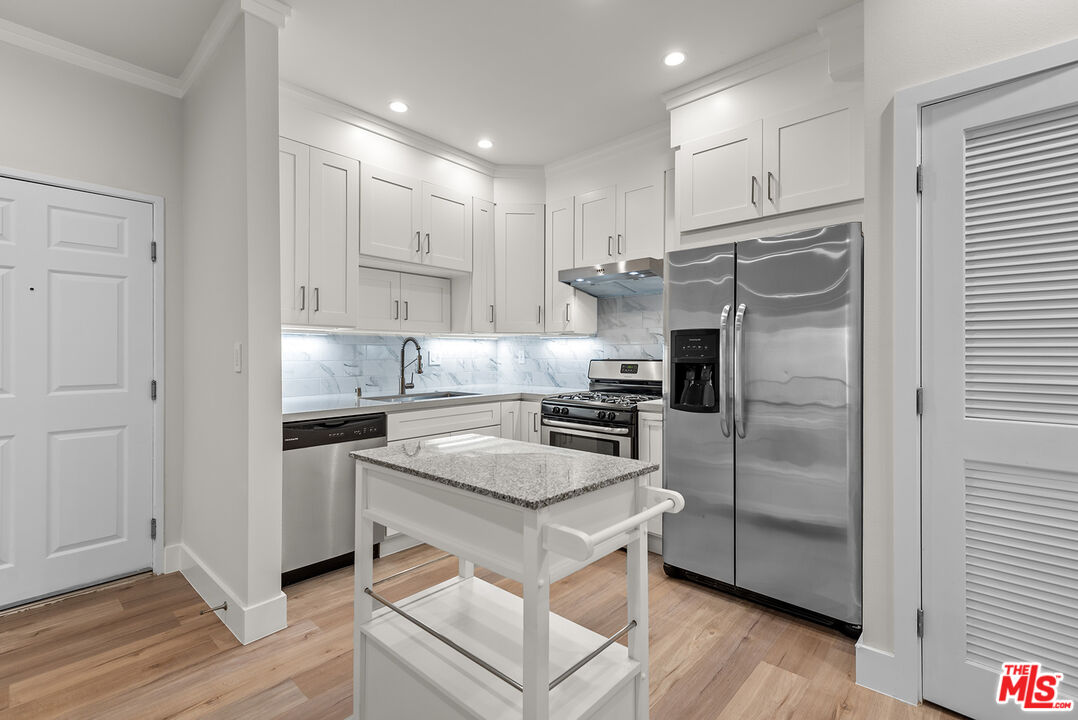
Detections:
[477, 138, 494, 150]
[389, 100, 408, 113]
[664, 51, 686, 67]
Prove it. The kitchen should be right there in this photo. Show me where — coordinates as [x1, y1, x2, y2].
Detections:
[1, 1, 1077, 719]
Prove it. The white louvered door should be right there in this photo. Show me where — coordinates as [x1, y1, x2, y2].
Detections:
[922, 64, 1078, 719]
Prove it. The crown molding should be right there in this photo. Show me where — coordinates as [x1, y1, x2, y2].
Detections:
[493, 165, 545, 180]
[240, 0, 292, 29]
[0, 16, 185, 97]
[280, 82, 498, 176]
[544, 121, 670, 177]
[662, 32, 827, 111]
[817, 1, 864, 82]
[180, 0, 291, 93]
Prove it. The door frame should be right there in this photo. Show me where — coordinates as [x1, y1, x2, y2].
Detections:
[868, 38, 1078, 705]
[0, 165, 167, 577]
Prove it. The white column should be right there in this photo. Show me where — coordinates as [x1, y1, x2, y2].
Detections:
[353, 462, 375, 720]
[627, 477, 650, 718]
[522, 508, 551, 720]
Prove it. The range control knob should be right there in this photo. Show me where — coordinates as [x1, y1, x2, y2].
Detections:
[560, 406, 570, 415]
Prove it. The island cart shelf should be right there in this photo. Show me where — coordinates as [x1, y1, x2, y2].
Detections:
[351, 434, 683, 720]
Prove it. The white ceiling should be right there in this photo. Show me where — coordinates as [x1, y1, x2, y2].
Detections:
[279, 0, 858, 165]
[0, 0, 223, 77]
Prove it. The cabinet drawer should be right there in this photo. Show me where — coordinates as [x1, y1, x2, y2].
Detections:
[388, 402, 502, 441]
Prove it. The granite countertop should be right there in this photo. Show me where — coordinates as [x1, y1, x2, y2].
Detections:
[351, 434, 658, 510]
[283, 385, 572, 422]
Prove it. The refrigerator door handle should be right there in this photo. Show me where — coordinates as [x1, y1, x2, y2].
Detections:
[733, 303, 747, 438]
[719, 304, 732, 437]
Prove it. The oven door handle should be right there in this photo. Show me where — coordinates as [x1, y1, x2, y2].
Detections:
[542, 418, 631, 436]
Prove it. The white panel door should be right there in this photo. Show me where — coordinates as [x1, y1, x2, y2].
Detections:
[0, 177, 154, 610]
[422, 182, 472, 272]
[357, 266, 401, 332]
[360, 165, 421, 264]
[922, 63, 1078, 720]
[279, 138, 310, 325]
[762, 92, 864, 215]
[574, 186, 616, 266]
[495, 204, 545, 333]
[309, 148, 359, 328]
[400, 273, 451, 333]
[677, 121, 762, 231]
[471, 199, 496, 332]
[616, 174, 664, 259]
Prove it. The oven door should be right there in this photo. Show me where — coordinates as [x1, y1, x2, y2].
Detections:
[541, 418, 633, 458]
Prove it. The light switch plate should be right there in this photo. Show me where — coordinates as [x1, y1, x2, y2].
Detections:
[233, 342, 242, 373]
[428, 351, 441, 366]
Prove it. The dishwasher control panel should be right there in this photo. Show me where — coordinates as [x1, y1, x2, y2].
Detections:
[283, 413, 388, 450]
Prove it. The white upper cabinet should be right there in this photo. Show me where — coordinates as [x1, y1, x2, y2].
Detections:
[546, 198, 596, 335]
[495, 203, 546, 333]
[616, 173, 665, 259]
[400, 273, 451, 333]
[280, 138, 310, 325]
[279, 139, 359, 328]
[309, 148, 360, 327]
[762, 90, 864, 215]
[360, 165, 422, 263]
[421, 182, 472, 272]
[574, 186, 616, 266]
[676, 91, 864, 232]
[471, 198, 496, 333]
[356, 266, 402, 332]
[677, 121, 763, 232]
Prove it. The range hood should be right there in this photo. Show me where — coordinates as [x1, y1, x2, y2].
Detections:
[558, 257, 664, 298]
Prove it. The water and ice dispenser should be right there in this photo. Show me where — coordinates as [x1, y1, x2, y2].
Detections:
[670, 329, 721, 413]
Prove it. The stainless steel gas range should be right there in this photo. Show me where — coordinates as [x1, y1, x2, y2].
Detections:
[540, 359, 662, 459]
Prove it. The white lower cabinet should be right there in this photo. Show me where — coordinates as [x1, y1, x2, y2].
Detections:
[500, 401, 521, 440]
[355, 266, 451, 333]
[388, 402, 503, 442]
[638, 412, 664, 537]
[521, 401, 542, 444]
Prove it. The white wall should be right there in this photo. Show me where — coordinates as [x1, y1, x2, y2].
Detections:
[181, 12, 285, 643]
[545, 124, 673, 207]
[861, 0, 1078, 688]
[0, 42, 186, 549]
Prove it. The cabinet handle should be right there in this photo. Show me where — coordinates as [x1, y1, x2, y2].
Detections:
[607, 235, 614, 257]
[750, 176, 759, 207]
[415, 231, 421, 253]
[403, 300, 409, 321]
[313, 287, 320, 312]
[533, 413, 539, 433]
[537, 304, 543, 325]
[617, 234, 623, 255]
[767, 172, 776, 203]
[565, 302, 571, 323]
[425, 232, 431, 254]
[394, 299, 400, 320]
[299, 285, 306, 311]
[489, 304, 495, 323]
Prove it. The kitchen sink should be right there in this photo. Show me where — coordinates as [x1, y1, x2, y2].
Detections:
[366, 391, 480, 403]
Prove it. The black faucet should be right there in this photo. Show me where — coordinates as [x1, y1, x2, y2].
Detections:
[399, 337, 424, 395]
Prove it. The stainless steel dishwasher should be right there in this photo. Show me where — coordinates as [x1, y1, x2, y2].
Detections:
[282, 413, 387, 585]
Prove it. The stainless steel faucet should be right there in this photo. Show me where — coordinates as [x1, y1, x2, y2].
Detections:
[399, 337, 424, 395]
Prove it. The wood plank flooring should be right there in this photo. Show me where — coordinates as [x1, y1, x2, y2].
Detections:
[0, 546, 965, 719]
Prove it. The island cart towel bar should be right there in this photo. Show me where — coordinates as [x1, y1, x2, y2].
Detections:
[543, 488, 685, 562]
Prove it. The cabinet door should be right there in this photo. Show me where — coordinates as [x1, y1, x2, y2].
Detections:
[500, 401, 521, 440]
[574, 186, 616, 266]
[676, 121, 762, 231]
[279, 138, 310, 325]
[638, 413, 664, 536]
[471, 198, 496, 332]
[495, 203, 545, 333]
[356, 267, 401, 332]
[422, 182, 472, 272]
[616, 173, 664, 259]
[521, 401, 542, 443]
[762, 91, 864, 215]
[360, 165, 421, 263]
[400, 273, 451, 333]
[546, 198, 597, 335]
[308, 148, 359, 327]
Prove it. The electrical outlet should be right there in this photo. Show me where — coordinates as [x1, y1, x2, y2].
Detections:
[428, 351, 441, 366]
[516, 350, 526, 364]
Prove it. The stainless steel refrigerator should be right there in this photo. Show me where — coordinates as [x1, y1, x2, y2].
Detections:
[662, 222, 863, 631]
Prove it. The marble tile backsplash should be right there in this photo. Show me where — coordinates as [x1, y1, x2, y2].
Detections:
[281, 293, 664, 398]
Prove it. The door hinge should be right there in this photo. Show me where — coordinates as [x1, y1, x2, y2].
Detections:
[916, 608, 924, 638]
[916, 386, 924, 416]
[151, 241, 158, 263]
[916, 165, 924, 195]
[151, 379, 158, 401]
[151, 518, 158, 541]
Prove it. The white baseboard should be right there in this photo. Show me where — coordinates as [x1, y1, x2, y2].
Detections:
[647, 532, 662, 556]
[178, 544, 288, 645]
[856, 638, 919, 705]
[163, 543, 183, 574]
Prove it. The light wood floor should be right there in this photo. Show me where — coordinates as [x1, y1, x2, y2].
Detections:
[0, 546, 965, 720]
